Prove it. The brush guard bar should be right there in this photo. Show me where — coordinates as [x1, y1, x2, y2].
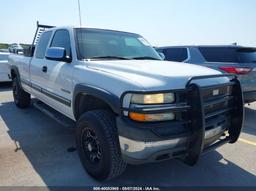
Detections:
[184, 74, 244, 165]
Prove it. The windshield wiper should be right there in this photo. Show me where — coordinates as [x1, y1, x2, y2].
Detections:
[131, 56, 161, 60]
[88, 56, 131, 60]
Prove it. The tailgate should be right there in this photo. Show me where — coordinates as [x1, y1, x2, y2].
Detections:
[0, 61, 10, 73]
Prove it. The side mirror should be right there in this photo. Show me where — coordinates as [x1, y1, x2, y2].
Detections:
[45, 47, 72, 63]
[158, 52, 165, 60]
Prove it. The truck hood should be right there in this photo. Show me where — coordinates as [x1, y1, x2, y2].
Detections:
[87, 60, 224, 90]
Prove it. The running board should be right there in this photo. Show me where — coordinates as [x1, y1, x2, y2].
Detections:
[33, 99, 76, 128]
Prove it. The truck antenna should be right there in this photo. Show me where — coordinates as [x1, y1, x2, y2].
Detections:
[78, 0, 82, 26]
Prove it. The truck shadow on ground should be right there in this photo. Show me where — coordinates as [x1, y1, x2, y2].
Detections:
[0, 99, 255, 187]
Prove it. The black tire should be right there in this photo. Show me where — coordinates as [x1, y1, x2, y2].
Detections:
[76, 110, 127, 181]
[12, 77, 31, 108]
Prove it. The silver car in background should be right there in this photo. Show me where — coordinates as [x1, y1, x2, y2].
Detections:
[0, 52, 11, 82]
[8, 43, 23, 54]
[156, 45, 256, 103]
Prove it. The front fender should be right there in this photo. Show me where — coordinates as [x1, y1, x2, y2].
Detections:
[73, 84, 121, 119]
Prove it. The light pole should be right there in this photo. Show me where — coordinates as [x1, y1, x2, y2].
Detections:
[78, 0, 82, 26]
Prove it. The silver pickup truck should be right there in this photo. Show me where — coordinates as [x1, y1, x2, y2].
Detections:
[8, 23, 244, 181]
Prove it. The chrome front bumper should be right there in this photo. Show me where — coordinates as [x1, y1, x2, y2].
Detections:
[119, 136, 187, 164]
[118, 125, 226, 164]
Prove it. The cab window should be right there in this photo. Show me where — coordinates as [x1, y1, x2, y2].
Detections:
[35, 31, 52, 59]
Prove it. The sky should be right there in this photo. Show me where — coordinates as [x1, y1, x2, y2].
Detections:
[0, 0, 255, 47]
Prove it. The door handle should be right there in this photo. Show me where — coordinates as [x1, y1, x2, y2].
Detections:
[42, 66, 47, 73]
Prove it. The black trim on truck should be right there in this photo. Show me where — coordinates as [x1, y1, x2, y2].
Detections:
[20, 79, 71, 107]
[126, 103, 190, 114]
[42, 88, 71, 107]
[117, 117, 190, 141]
[73, 84, 121, 119]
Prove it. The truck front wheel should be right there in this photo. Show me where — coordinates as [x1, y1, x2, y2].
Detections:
[12, 77, 31, 108]
[76, 110, 127, 181]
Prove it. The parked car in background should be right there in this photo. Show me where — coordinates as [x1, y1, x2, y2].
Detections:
[0, 52, 11, 82]
[156, 45, 256, 103]
[8, 43, 23, 54]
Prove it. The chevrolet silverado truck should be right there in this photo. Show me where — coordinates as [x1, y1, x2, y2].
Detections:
[8, 23, 244, 181]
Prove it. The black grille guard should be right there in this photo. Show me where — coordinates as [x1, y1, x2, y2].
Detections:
[184, 74, 244, 166]
[120, 74, 244, 165]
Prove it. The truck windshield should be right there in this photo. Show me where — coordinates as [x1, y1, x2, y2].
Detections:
[75, 28, 161, 60]
[199, 47, 256, 63]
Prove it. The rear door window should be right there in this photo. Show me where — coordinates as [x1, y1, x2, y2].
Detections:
[162, 48, 188, 62]
[35, 31, 52, 59]
[199, 47, 239, 63]
[199, 47, 256, 63]
[237, 48, 256, 63]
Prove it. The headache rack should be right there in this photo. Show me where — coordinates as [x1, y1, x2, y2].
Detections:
[24, 21, 55, 57]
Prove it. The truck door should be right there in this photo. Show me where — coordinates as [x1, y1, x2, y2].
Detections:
[30, 31, 53, 100]
[43, 29, 74, 119]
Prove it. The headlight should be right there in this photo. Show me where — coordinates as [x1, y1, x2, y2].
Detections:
[131, 93, 175, 104]
[122, 92, 176, 122]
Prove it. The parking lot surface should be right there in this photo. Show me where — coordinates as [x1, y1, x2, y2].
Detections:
[0, 83, 256, 187]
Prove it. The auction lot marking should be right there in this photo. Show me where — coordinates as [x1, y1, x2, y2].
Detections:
[239, 138, 256, 146]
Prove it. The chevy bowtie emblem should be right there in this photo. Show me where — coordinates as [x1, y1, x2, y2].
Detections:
[213, 89, 220, 96]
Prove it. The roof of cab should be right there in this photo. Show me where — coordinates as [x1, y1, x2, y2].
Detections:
[47, 26, 141, 36]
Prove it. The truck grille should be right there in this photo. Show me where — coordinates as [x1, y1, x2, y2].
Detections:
[202, 85, 233, 125]
[201, 84, 235, 145]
